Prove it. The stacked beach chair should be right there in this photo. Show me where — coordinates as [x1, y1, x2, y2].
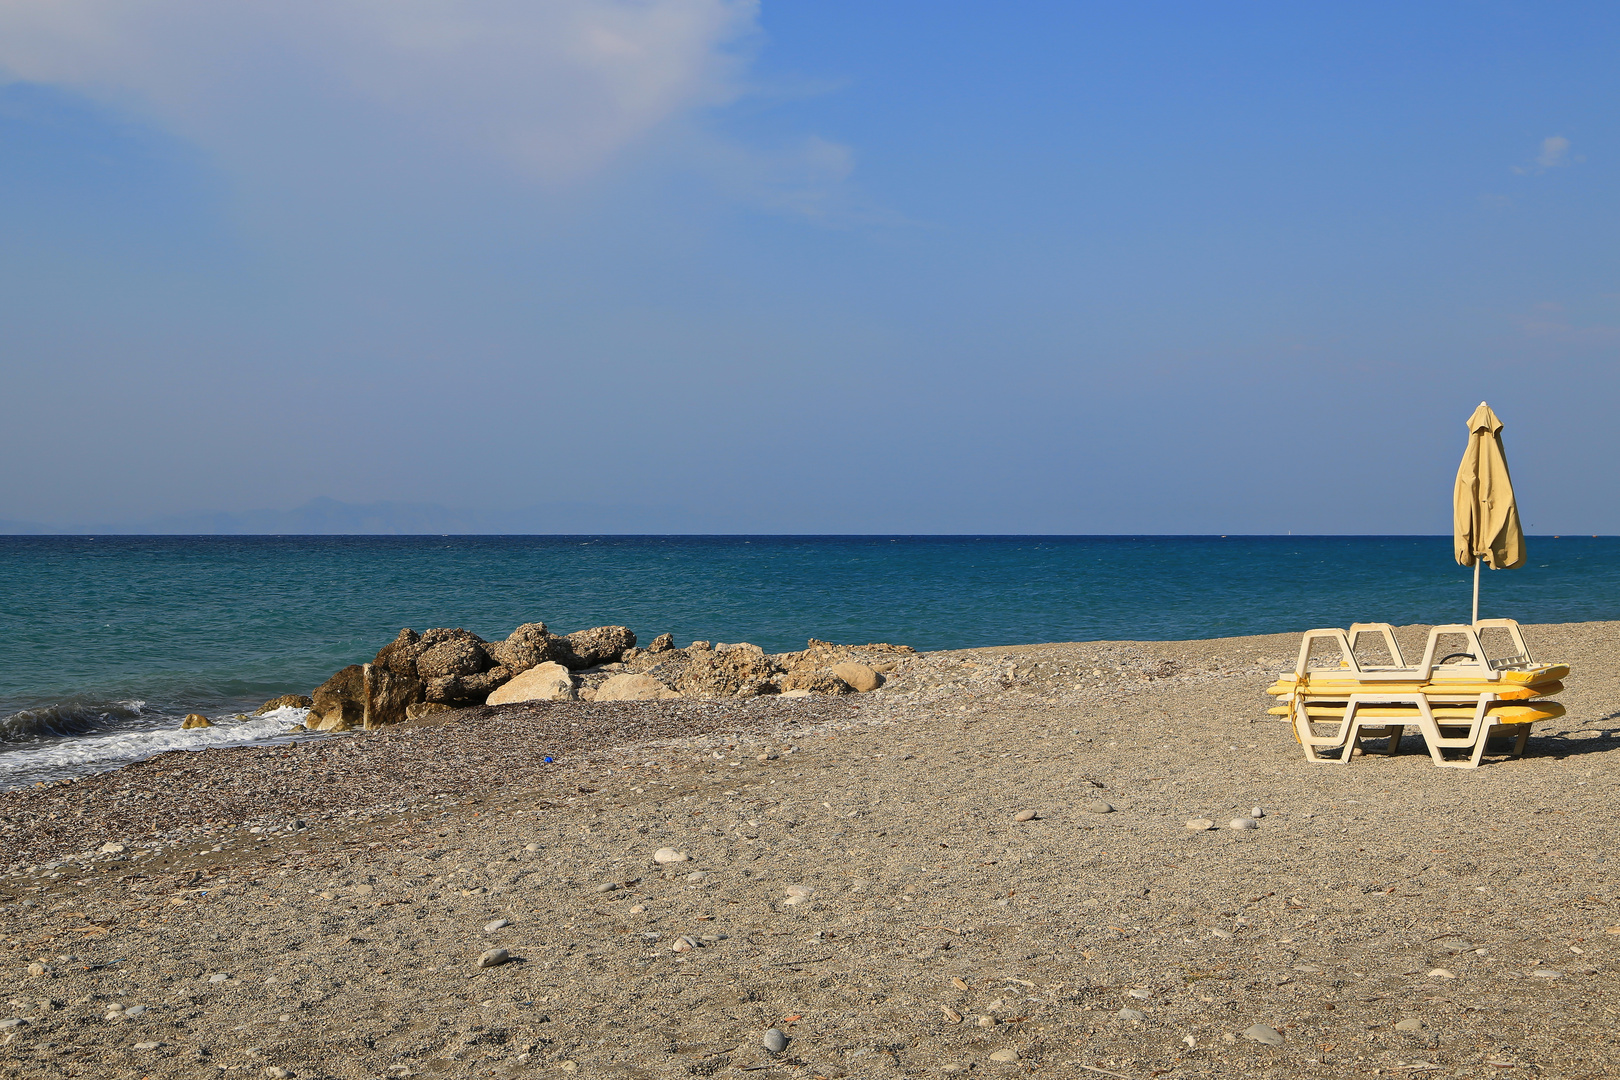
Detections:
[1266, 619, 1567, 769]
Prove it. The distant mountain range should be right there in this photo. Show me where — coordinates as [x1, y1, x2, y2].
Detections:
[0, 497, 744, 535]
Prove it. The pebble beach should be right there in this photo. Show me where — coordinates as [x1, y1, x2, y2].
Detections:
[1, 621, 1616, 1079]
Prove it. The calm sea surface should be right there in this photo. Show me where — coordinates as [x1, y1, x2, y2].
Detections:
[2, 535, 1616, 788]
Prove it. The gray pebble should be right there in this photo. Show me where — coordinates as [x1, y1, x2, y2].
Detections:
[484, 919, 510, 933]
[123, 1005, 147, 1018]
[477, 949, 510, 969]
[264, 1069, 293, 1080]
[1395, 1018, 1424, 1031]
[977, 1015, 997, 1028]
[1531, 969, 1562, 978]
[1117, 1007, 1145, 1021]
[132, 1040, 161, 1050]
[1014, 809, 1037, 822]
[208, 973, 230, 983]
[1229, 817, 1259, 831]
[1185, 818, 1215, 831]
[762, 1028, 788, 1053]
[0, 1019, 24, 1030]
[1086, 799, 1114, 814]
[1251, 806, 1265, 818]
[594, 881, 619, 893]
[1243, 1024, 1284, 1046]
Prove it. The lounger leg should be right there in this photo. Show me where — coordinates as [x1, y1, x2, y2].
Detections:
[1512, 723, 1532, 757]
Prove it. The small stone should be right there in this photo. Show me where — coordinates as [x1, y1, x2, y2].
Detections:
[524, 843, 541, 852]
[671, 936, 697, 952]
[477, 949, 510, 969]
[1086, 799, 1114, 814]
[123, 1005, 146, 1018]
[264, 1069, 293, 1079]
[762, 1028, 788, 1053]
[484, 919, 510, 933]
[559, 1063, 577, 1074]
[1127, 988, 1152, 999]
[0, 1019, 24, 1030]
[988, 1048, 1019, 1063]
[686, 871, 707, 884]
[133, 1040, 161, 1050]
[629, 905, 647, 913]
[1243, 1024, 1284, 1046]
[1427, 968, 1455, 979]
[1531, 969, 1562, 978]
[180, 713, 213, 729]
[977, 1015, 997, 1028]
[100, 843, 125, 854]
[1014, 809, 1037, 822]
[653, 848, 688, 865]
[594, 882, 619, 893]
[208, 973, 230, 983]
[1251, 806, 1266, 818]
[785, 884, 813, 898]
[26, 962, 46, 976]
[1229, 817, 1259, 831]
[1395, 1018, 1424, 1031]
[1185, 818, 1216, 830]
[1117, 1007, 1145, 1021]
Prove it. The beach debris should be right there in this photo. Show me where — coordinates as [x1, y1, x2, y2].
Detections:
[1014, 809, 1038, 822]
[671, 936, 698, 953]
[988, 1048, 1020, 1063]
[941, 1006, 963, 1023]
[1395, 1018, 1425, 1031]
[1427, 968, 1455, 979]
[1251, 806, 1266, 818]
[1117, 1007, 1146, 1021]
[26, 962, 47, 977]
[653, 848, 688, 865]
[476, 949, 510, 969]
[1243, 1024, 1284, 1046]
[1127, 988, 1152, 1000]
[1085, 799, 1114, 814]
[1185, 818, 1216, 831]
[180, 714, 213, 729]
[484, 919, 510, 933]
[762, 1028, 788, 1053]
[1229, 817, 1259, 831]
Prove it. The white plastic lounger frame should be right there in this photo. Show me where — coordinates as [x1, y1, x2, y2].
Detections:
[1291, 621, 1534, 685]
[1289, 691, 1530, 769]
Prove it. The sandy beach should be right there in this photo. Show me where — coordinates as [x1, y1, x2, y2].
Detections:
[1, 621, 1616, 1079]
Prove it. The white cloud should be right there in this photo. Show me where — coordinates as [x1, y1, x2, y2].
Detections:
[0, 0, 761, 182]
[1513, 134, 1579, 175]
[1536, 135, 1571, 169]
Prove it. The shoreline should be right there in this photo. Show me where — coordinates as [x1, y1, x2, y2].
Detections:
[1, 621, 1615, 1078]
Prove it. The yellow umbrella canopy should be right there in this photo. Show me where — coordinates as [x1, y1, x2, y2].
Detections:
[1453, 401, 1525, 622]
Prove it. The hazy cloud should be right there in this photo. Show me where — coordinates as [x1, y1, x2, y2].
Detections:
[0, 0, 761, 182]
[1514, 134, 1579, 175]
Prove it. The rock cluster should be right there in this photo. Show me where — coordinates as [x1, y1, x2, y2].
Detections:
[282, 622, 910, 731]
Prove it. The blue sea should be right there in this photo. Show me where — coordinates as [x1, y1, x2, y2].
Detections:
[1, 534, 1616, 789]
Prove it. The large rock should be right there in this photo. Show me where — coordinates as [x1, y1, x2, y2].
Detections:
[680, 645, 780, 697]
[830, 662, 882, 692]
[593, 674, 678, 701]
[486, 662, 577, 705]
[406, 701, 454, 721]
[563, 626, 637, 668]
[414, 630, 493, 680]
[777, 669, 854, 695]
[647, 633, 676, 654]
[253, 694, 313, 715]
[308, 664, 366, 730]
[484, 622, 572, 672]
[180, 713, 212, 729]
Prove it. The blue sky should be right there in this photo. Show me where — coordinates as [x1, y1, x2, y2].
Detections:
[1, 1, 1615, 533]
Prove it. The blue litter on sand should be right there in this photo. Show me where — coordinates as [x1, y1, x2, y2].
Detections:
[543, 757, 553, 763]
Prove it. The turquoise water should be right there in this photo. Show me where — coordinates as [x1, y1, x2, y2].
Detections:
[1, 535, 1616, 787]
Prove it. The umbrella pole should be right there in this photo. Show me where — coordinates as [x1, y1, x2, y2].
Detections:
[1472, 559, 1480, 625]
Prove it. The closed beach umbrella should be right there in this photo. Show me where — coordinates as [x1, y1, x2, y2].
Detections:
[1453, 401, 1525, 623]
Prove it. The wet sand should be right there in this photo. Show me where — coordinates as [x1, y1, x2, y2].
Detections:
[1, 621, 1616, 1079]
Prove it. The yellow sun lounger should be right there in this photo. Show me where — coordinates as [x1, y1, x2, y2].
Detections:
[1274, 619, 1568, 769]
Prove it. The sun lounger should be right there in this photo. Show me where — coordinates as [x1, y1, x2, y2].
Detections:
[1273, 619, 1566, 769]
